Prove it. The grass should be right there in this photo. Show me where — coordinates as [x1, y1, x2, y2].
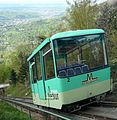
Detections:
[6, 82, 32, 98]
[0, 101, 34, 120]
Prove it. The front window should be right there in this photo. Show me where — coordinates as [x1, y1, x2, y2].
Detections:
[54, 34, 107, 77]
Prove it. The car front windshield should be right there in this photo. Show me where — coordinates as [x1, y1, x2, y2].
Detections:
[53, 34, 107, 77]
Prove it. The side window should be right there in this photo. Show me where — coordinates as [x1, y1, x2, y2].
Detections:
[30, 57, 37, 83]
[35, 52, 42, 80]
[43, 43, 55, 80]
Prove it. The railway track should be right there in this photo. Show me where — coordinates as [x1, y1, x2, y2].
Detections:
[76, 107, 117, 120]
[1, 97, 72, 120]
[6, 96, 33, 104]
[0, 97, 91, 120]
[73, 101, 117, 120]
[100, 101, 117, 107]
[1, 97, 117, 120]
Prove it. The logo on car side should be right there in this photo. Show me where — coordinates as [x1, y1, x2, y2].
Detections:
[82, 73, 98, 85]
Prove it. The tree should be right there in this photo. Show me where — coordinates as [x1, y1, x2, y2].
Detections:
[10, 69, 17, 85]
[18, 55, 29, 85]
[96, 3, 117, 62]
[0, 63, 10, 83]
[66, 0, 99, 30]
[3, 44, 32, 85]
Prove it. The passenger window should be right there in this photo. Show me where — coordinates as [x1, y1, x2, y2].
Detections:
[35, 52, 42, 80]
[30, 58, 37, 83]
[43, 43, 55, 80]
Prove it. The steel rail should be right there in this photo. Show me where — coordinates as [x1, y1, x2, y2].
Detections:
[77, 111, 117, 120]
[100, 101, 117, 107]
[3, 97, 117, 120]
[7, 97, 33, 104]
[2, 97, 72, 120]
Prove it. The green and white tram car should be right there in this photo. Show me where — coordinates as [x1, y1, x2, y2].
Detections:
[27, 29, 112, 110]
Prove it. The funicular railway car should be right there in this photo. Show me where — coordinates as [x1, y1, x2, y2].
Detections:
[27, 29, 112, 111]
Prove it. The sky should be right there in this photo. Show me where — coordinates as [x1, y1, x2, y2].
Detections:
[0, 0, 67, 4]
[0, 0, 107, 4]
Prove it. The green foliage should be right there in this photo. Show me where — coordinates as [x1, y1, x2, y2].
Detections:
[9, 69, 17, 85]
[0, 17, 67, 54]
[4, 44, 32, 85]
[66, 0, 99, 30]
[18, 63, 28, 84]
[6, 82, 32, 97]
[44, 17, 68, 36]
[0, 63, 11, 83]
[96, 3, 117, 62]
[97, 3, 117, 31]
[0, 101, 34, 120]
[0, 16, 68, 85]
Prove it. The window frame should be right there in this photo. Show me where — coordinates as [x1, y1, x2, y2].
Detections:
[35, 52, 42, 80]
[42, 43, 55, 80]
[30, 57, 37, 84]
[30, 52, 42, 84]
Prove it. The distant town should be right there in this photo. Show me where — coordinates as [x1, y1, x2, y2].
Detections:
[0, 4, 66, 62]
